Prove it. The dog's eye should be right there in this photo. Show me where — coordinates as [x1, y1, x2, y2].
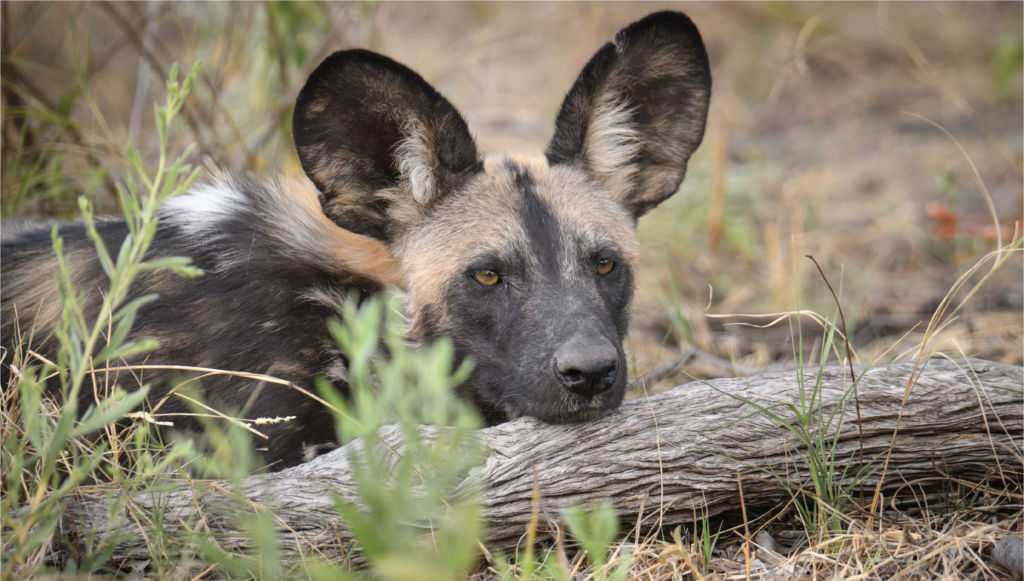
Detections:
[596, 259, 615, 275]
[473, 270, 501, 286]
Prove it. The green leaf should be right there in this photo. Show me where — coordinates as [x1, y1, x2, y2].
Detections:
[992, 39, 1024, 99]
[244, 510, 281, 580]
[20, 511, 64, 560]
[57, 89, 78, 117]
[305, 560, 363, 581]
[140, 256, 204, 278]
[564, 501, 619, 570]
[182, 60, 202, 101]
[333, 496, 390, 559]
[42, 402, 78, 470]
[96, 338, 160, 364]
[72, 386, 150, 437]
[192, 534, 257, 579]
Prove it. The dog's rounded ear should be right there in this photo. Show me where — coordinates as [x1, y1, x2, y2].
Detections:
[546, 12, 712, 219]
[293, 50, 480, 240]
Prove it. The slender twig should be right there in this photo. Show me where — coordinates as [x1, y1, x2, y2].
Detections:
[806, 255, 865, 505]
[903, 112, 1003, 261]
[1, 56, 120, 205]
[99, 1, 216, 164]
[738, 471, 752, 581]
[0, 2, 7, 56]
[630, 348, 694, 388]
[89, 3, 163, 81]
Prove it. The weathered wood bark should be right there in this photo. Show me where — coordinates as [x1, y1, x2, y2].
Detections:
[60, 358, 1023, 567]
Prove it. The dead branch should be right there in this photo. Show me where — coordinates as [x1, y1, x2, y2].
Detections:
[58, 358, 1023, 568]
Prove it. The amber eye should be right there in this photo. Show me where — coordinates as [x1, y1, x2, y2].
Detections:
[473, 270, 501, 286]
[596, 258, 615, 275]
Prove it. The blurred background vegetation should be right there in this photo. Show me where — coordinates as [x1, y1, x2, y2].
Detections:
[2, 1, 1022, 387]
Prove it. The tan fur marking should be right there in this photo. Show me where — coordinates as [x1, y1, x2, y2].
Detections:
[279, 177, 404, 288]
[2, 248, 96, 350]
[393, 157, 524, 337]
[305, 98, 328, 115]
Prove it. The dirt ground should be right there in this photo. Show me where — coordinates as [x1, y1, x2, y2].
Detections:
[2, 2, 1022, 388]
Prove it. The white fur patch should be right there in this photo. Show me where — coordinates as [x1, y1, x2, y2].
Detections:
[584, 96, 641, 195]
[386, 288, 416, 343]
[395, 122, 436, 205]
[324, 360, 349, 384]
[2, 217, 58, 240]
[161, 180, 246, 234]
[300, 285, 347, 315]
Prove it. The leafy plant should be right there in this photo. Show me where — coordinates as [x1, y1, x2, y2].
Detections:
[563, 501, 631, 581]
[296, 295, 485, 581]
[1, 61, 203, 579]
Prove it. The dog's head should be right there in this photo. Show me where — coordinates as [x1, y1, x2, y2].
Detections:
[292, 12, 711, 424]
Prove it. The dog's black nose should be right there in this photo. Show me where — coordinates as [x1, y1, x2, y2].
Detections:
[554, 336, 618, 398]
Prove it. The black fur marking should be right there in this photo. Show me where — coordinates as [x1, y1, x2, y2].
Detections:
[546, 11, 711, 218]
[594, 255, 634, 345]
[509, 162, 562, 279]
[293, 49, 482, 241]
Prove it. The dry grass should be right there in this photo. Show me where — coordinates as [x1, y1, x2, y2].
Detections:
[462, 474, 1022, 581]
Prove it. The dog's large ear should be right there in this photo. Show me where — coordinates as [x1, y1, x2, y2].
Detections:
[293, 50, 480, 240]
[546, 12, 711, 218]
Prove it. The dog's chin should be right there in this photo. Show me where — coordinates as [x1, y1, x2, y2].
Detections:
[506, 388, 625, 425]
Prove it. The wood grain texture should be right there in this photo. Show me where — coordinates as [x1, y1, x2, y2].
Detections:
[60, 358, 1023, 565]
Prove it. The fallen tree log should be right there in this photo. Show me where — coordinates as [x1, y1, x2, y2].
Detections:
[60, 358, 1023, 567]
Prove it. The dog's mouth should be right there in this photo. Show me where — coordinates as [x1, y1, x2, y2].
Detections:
[501, 383, 625, 425]
[547, 392, 624, 424]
